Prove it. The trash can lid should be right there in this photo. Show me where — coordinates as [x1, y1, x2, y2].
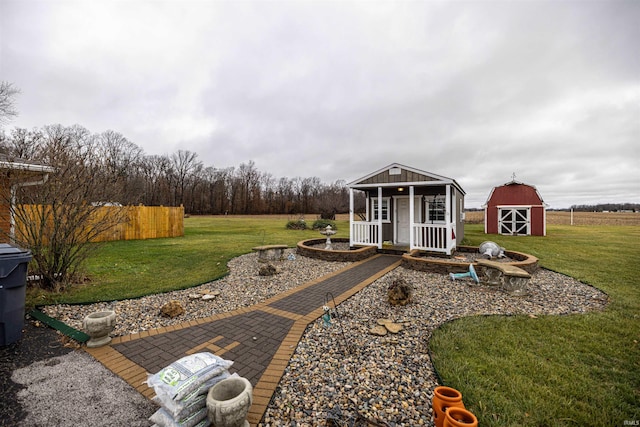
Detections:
[0, 243, 30, 257]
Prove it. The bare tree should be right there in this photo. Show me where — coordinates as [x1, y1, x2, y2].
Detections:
[0, 81, 20, 126]
[0, 124, 130, 291]
[171, 150, 202, 206]
[95, 130, 145, 204]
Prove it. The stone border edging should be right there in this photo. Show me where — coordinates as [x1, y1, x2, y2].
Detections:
[402, 245, 539, 274]
[296, 238, 377, 262]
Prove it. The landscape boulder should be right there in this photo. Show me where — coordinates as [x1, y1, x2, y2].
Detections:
[387, 277, 413, 306]
[259, 263, 279, 276]
[160, 300, 185, 318]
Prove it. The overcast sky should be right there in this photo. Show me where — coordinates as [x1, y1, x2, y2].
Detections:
[1, 0, 638, 208]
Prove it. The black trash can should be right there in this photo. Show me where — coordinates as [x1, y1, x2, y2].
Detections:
[0, 243, 32, 346]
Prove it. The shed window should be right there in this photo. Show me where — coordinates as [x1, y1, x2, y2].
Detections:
[427, 196, 446, 222]
[372, 197, 390, 222]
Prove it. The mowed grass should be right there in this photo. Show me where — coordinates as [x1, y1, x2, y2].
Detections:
[27, 216, 349, 306]
[430, 224, 640, 426]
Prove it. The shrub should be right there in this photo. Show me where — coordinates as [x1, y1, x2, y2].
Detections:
[312, 219, 337, 230]
[286, 219, 307, 230]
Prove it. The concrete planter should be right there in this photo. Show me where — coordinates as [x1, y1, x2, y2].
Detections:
[83, 310, 116, 348]
[206, 376, 253, 427]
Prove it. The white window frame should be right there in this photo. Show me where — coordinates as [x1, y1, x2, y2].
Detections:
[426, 195, 446, 223]
[372, 197, 391, 223]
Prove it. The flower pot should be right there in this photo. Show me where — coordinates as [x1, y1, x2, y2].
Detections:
[206, 376, 253, 427]
[83, 310, 116, 348]
[444, 407, 478, 427]
[432, 386, 465, 427]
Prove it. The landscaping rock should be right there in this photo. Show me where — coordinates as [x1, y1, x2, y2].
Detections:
[259, 263, 279, 276]
[160, 300, 184, 318]
[202, 293, 220, 301]
[369, 325, 388, 336]
[387, 277, 413, 306]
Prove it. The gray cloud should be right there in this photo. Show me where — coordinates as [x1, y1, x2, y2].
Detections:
[2, 0, 638, 208]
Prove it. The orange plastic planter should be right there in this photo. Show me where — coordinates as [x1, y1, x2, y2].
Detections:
[432, 386, 465, 427]
[443, 407, 478, 427]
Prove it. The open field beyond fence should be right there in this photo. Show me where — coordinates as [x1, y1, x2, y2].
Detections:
[463, 210, 640, 226]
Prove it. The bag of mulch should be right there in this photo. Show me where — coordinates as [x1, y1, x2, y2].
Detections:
[149, 406, 210, 427]
[146, 352, 233, 402]
[152, 371, 231, 419]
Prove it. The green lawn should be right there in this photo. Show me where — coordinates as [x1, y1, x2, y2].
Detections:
[27, 218, 640, 425]
[431, 224, 640, 426]
[26, 216, 349, 306]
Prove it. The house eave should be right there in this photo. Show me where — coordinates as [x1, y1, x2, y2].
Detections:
[0, 161, 56, 174]
[350, 180, 466, 196]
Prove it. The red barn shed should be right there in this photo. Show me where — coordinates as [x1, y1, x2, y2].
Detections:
[483, 180, 547, 236]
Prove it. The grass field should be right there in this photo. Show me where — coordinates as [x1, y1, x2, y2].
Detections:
[27, 215, 640, 425]
[26, 215, 350, 306]
[464, 210, 640, 226]
[432, 224, 640, 426]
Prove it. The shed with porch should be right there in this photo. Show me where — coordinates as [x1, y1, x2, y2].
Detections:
[483, 180, 546, 236]
[348, 163, 465, 255]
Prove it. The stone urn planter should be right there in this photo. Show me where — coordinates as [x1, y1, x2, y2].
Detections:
[83, 310, 116, 348]
[206, 376, 253, 427]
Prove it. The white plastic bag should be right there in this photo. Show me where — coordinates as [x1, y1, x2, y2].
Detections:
[146, 352, 233, 401]
[149, 407, 210, 427]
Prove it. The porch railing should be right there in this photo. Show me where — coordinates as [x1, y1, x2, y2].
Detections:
[351, 221, 380, 247]
[412, 223, 452, 254]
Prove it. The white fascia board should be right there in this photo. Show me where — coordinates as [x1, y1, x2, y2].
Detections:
[496, 204, 540, 209]
[349, 179, 454, 189]
[0, 161, 56, 173]
[347, 163, 457, 186]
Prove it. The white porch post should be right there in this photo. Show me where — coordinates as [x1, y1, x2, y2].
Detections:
[445, 184, 451, 255]
[365, 194, 370, 221]
[349, 188, 354, 247]
[377, 186, 383, 249]
[409, 185, 415, 249]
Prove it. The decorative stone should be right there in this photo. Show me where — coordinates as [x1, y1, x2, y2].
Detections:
[83, 310, 116, 348]
[370, 325, 388, 336]
[202, 293, 219, 300]
[160, 300, 184, 318]
[188, 294, 202, 300]
[206, 376, 253, 427]
[384, 322, 404, 334]
[259, 263, 279, 276]
[387, 278, 413, 306]
[376, 318, 404, 334]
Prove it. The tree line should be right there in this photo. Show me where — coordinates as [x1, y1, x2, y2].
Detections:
[567, 203, 639, 213]
[0, 124, 361, 217]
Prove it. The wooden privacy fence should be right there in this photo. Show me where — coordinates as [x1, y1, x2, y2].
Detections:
[16, 205, 184, 243]
[96, 205, 184, 242]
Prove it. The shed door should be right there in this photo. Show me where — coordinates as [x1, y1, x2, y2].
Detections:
[499, 208, 530, 235]
[396, 198, 410, 244]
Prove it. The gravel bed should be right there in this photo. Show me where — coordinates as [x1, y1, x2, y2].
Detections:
[41, 250, 608, 426]
[259, 265, 608, 426]
[42, 249, 352, 337]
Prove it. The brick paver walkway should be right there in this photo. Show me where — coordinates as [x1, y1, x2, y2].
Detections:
[85, 254, 400, 425]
